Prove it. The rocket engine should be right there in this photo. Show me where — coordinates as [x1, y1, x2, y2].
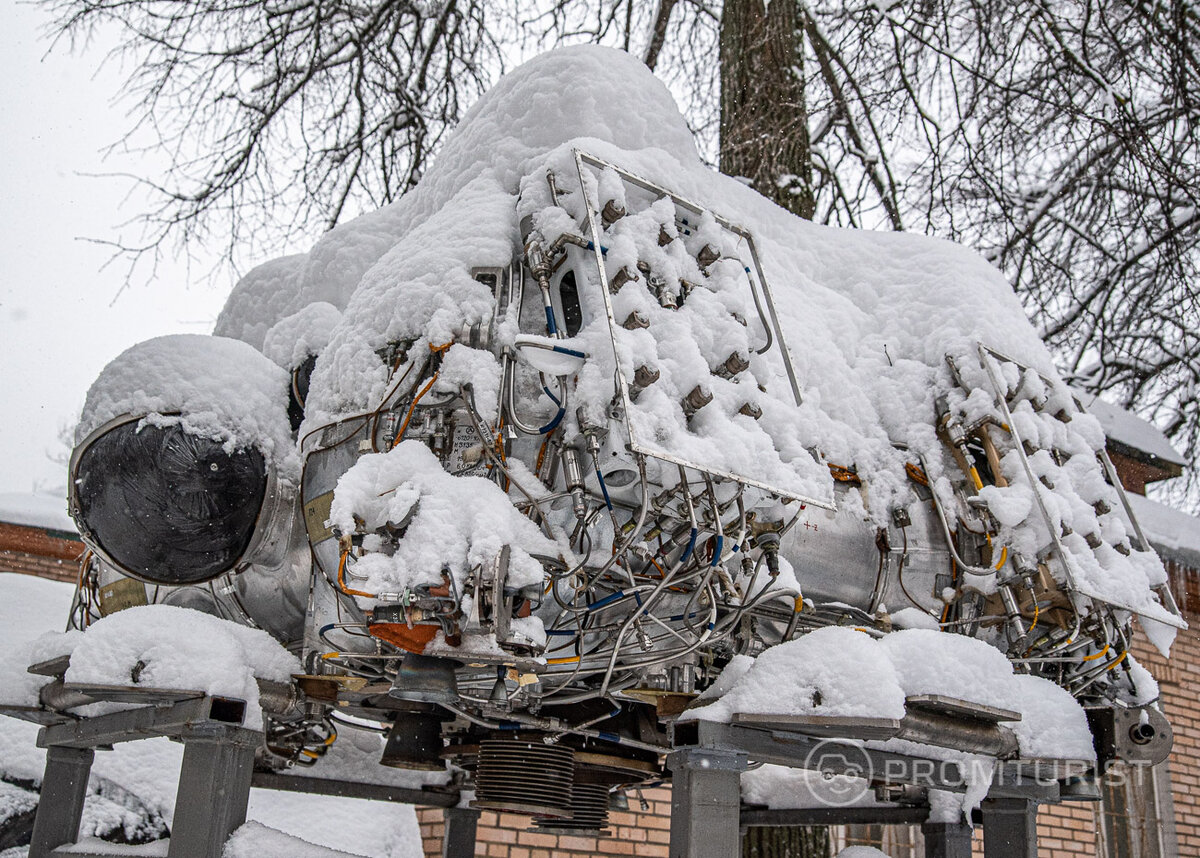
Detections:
[65, 151, 1181, 827]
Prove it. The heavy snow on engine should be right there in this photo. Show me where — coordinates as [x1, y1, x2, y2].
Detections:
[68, 335, 310, 646]
[66, 153, 1182, 825]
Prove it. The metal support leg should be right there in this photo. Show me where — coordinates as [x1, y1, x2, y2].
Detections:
[922, 819, 973, 858]
[982, 797, 1038, 858]
[28, 746, 95, 858]
[668, 748, 748, 858]
[167, 734, 256, 858]
[441, 806, 480, 858]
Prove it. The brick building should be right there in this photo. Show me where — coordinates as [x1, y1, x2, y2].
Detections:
[2, 396, 1196, 857]
[0, 491, 84, 586]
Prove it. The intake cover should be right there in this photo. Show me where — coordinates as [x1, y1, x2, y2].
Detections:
[73, 421, 267, 585]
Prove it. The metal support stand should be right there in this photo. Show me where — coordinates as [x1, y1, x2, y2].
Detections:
[668, 748, 748, 858]
[441, 806, 481, 858]
[28, 747, 95, 858]
[167, 732, 258, 858]
[981, 797, 1038, 858]
[24, 693, 260, 858]
[921, 819, 973, 858]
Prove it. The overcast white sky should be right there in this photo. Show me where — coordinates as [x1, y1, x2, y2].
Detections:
[0, 2, 248, 496]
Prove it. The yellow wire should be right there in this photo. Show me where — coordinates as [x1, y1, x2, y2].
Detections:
[968, 466, 984, 491]
[393, 373, 439, 449]
[337, 546, 377, 598]
[547, 656, 581, 665]
[1082, 644, 1111, 662]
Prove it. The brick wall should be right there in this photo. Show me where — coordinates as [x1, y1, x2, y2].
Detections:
[0, 521, 83, 584]
[416, 789, 673, 858]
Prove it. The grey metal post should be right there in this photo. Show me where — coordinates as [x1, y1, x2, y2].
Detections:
[28, 746, 95, 858]
[921, 819, 973, 858]
[441, 806, 480, 858]
[667, 748, 748, 858]
[167, 733, 257, 858]
[981, 797, 1038, 858]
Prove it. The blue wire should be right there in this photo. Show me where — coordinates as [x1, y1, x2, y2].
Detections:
[586, 590, 627, 612]
[679, 528, 698, 563]
[537, 384, 565, 434]
[551, 345, 587, 358]
[710, 535, 724, 566]
[596, 469, 613, 511]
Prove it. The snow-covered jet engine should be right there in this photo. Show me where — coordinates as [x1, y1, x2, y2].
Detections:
[65, 47, 1182, 828]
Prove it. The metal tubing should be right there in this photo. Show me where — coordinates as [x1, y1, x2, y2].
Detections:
[668, 748, 748, 858]
[251, 771, 459, 808]
[897, 709, 1019, 759]
[167, 736, 257, 858]
[28, 746, 94, 858]
[441, 806, 481, 858]
[981, 797, 1038, 858]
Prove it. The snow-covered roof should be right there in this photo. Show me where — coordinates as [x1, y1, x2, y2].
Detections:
[1075, 390, 1188, 468]
[1128, 493, 1200, 569]
[0, 490, 75, 533]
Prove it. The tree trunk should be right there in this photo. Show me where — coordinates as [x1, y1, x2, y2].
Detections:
[719, 0, 814, 219]
[742, 824, 830, 858]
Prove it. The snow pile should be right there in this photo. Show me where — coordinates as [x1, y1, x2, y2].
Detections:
[741, 765, 880, 810]
[213, 255, 309, 351]
[0, 630, 82, 714]
[77, 335, 299, 482]
[0, 490, 75, 532]
[262, 302, 343, 370]
[224, 822, 370, 858]
[0, 598, 299, 732]
[687, 627, 907, 722]
[0, 779, 37, 821]
[889, 607, 940, 631]
[330, 440, 559, 600]
[60, 605, 299, 730]
[686, 626, 1096, 761]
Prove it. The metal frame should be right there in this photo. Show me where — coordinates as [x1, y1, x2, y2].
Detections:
[976, 344, 1184, 628]
[571, 148, 834, 511]
[19, 692, 1057, 858]
[670, 718, 1047, 858]
[18, 693, 470, 858]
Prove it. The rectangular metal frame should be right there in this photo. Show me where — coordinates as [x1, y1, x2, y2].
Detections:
[572, 149, 835, 510]
[977, 344, 1185, 627]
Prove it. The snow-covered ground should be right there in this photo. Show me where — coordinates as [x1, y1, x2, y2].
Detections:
[0, 573, 424, 858]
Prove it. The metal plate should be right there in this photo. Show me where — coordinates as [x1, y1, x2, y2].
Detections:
[731, 712, 901, 740]
[60, 683, 205, 705]
[905, 694, 1021, 724]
